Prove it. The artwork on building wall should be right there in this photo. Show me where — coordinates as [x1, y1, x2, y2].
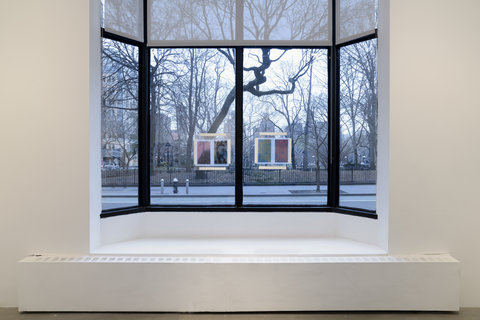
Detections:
[275, 139, 289, 163]
[214, 140, 228, 164]
[196, 141, 211, 165]
[194, 133, 231, 170]
[257, 139, 272, 163]
[254, 133, 291, 169]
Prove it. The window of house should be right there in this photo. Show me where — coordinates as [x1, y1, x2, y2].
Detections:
[100, 0, 378, 218]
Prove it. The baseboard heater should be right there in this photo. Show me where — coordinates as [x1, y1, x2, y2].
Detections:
[18, 254, 459, 312]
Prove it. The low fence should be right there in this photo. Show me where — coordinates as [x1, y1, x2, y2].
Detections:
[102, 167, 376, 187]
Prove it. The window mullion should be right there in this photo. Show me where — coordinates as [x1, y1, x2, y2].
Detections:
[327, 46, 340, 208]
[138, 0, 150, 207]
[235, 47, 244, 208]
[138, 44, 150, 207]
[328, 0, 340, 208]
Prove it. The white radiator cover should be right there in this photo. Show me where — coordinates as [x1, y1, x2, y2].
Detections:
[18, 254, 460, 312]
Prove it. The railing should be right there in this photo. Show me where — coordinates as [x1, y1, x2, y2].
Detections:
[339, 168, 377, 184]
[102, 168, 138, 186]
[102, 167, 376, 187]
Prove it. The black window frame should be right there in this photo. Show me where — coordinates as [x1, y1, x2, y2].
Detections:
[100, 0, 378, 220]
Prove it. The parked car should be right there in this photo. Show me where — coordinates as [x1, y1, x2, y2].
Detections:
[103, 164, 119, 170]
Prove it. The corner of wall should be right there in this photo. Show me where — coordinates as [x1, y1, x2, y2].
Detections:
[375, 0, 390, 253]
[89, 0, 102, 252]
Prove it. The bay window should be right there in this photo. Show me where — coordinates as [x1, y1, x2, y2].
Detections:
[100, 0, 378, 218]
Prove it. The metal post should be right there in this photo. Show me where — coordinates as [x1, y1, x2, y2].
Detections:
[185, 179, 189, 194]
[160, 178, 164, 194]
[173, 178, 178, 194]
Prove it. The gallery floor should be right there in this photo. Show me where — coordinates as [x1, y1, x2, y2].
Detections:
[1, 309, 480, 320]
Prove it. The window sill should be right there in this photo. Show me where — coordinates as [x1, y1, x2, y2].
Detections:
[93, 237, 386, 256]
[95, 211, 386, 256]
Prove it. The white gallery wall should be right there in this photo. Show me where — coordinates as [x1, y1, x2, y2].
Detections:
[0, 0, 92, 306]
[387, 0, 480, 306]
[0, 0, 480, 308]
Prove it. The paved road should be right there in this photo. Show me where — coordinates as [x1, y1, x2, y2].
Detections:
[102, 184, 376, 211]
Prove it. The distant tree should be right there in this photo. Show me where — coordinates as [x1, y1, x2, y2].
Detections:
[150, 49, 233, 171]
[166, 49, 212, 171]
[150, 48, 177, 168]
[352, 40, 378, 169]
[340, 51, 366, 166]
[309, 96, 329, 191]
[209, 48, 314, 134]
[339, 40, 377, 169]
[101, 39, 139, 169]
[244, 0, 329, 41]
[149, 0, 235, 41]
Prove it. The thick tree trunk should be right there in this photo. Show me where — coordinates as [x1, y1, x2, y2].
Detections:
[150, 73, 157, 168]
[185, 51, 195, 172]
[185, 135, 193, 172]
[291, 142, 296, 169]
[303, 60, 313, 170]
[208, 87, 235, 133]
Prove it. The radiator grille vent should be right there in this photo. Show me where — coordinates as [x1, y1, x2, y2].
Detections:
[23, 254, 457, 264]
[18, 253, 460, 311]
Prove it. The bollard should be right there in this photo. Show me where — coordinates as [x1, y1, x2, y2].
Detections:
[173, 178, 178, 194]
[185, 179, 189, 194]
[160, 179, 164, 194]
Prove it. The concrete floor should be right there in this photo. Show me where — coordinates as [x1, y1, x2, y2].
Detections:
[1, 309, 480, 320]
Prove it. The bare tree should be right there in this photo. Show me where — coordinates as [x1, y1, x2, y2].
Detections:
[262, 83, 303, 168]
[103, 0, 143, 40]
[298, 50, 319, 169]
[309, 96, 329, 191]
[244, 0, 329, 41]
[242, 94, 266, 168]
[209, 48, 313, 134]
[167, 49, 212, 171]
[101, 39, 139, 169]
[349, 40, 378, 169]
[150, 49, 177, 167]
[339, 40, 377, 169]
[287, 0, 330, 41]
[244, 0, 296, 40]
[340, 52, 367, 166]
[150, 0, 235, 41]
[151, 49, 233, 171]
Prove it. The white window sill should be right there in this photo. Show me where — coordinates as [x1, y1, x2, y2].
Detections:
[93, 237, 386, 256]
[95, 211, 387, 256]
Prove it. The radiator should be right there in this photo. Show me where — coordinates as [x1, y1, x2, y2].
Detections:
[18, 254, 459, 312]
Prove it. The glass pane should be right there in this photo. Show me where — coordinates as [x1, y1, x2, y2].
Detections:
[149, 0, 236, 41]
[243, 48, 328, 205]
[244, 0, 330, 42]
[337, 0, 377, 43]
[104, 0, 143, 41]
[339, 38, 377, 211]
[101, 38, 139, 210]
[150, 48, 236, 205]
[101, 0, 105, 28]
